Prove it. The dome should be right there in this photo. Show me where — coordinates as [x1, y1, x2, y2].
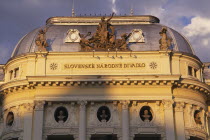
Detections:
[11, 15, 194, 58]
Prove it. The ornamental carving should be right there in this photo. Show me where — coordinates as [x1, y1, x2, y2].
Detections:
[35, 27, 49, 52]
[22, 103, 34, 112]
[80, 13, 132, 51]
[50, 63, 58, 70]
[175, 102, 185, 112]
[121, 100, 130, 110]
[78, 101, 87, 110]
[129, 29, 145, 43]
[34, 101, 45, 110]
[159, 27, 172, 51]
[65, 29, 81, 43]
[149, 62, 157, 69]
[162, 100, 174, 110]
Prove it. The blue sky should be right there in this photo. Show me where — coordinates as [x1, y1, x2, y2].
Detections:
[0, 0, 210, 63]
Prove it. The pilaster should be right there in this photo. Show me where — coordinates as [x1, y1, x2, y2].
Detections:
[23, 103, 34, 140]
[33, 101, 45, 140]
[121, 100, 130, 140]
[78, 101, 87, 140]
[162, 100, 175, 140]
[174, 102, 186, 140]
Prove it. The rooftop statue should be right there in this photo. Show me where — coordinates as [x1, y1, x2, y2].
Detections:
[35, 27, 49, 52]
[80, 13, 131, 51]
[159, 27, 172, 51]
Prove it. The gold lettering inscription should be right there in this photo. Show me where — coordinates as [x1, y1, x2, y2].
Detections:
[64, 63, 146, 69]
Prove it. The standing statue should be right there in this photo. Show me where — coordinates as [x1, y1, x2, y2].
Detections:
[98, 12, 115, 46]
[35, 28, 49, 52]
[159, 27, 172, 50]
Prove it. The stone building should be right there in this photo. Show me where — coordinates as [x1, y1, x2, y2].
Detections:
[0, 15, 210, 140]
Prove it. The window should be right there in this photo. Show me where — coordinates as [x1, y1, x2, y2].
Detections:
[188, 66, 193, 76]
[14, 68, 19, 78]
[194, 69, 197, 78]
[9, 70, 13, 80]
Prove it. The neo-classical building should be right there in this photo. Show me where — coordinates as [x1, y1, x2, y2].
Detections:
[0, 15, 210, 140]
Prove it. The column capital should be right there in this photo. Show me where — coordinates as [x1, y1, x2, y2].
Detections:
[175, 102, 185, 112]
[120, 100, 130, 110]
[162, 100, 174, 110]
[34, 100, 45, 111]
[78, 100, 87, 109]
[22, 103, 34, 113]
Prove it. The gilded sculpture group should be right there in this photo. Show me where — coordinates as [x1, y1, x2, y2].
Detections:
[35, 13, 172, 52]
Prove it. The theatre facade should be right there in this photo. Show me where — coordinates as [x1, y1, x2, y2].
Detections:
[0, 14, 210, 140]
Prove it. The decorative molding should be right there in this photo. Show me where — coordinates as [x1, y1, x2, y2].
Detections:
[174, 102, 185, 112]
[120, 100, 130, 110]
[1, 78, 210, 97]
[34, 100, 45, 111]
[162, 100, 174, 110]
[65, 29, 81, 43]
[22, 103, 34, 113]
[129, 29, 145, 43]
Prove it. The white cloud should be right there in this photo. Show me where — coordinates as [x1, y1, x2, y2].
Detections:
[183, 16, 210, 37]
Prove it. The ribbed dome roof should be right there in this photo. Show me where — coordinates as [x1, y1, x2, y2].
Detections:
[11, 15, 194, 58]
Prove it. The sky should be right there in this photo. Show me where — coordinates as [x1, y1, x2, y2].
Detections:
[0, 0, 210, 64]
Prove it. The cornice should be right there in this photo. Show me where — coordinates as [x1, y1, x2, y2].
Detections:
[0, 75, 210, 98]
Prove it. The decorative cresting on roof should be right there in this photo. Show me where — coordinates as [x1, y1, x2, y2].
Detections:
[79, 13, 132, 51]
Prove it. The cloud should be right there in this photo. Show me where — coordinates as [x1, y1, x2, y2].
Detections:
[110, 0, 118, 14]
[183, 16, 210, 37]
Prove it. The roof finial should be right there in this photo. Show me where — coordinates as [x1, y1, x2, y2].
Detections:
[72, 0, 75, 17]
[130, 1, 134, 16]
[130, 8, 134, 16]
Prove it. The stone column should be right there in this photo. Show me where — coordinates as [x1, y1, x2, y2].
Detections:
[121, 101, 130, 140]
[33, 101, 45, 140]
[162, 100, 175, 140]
[23, 103, 34, 140]
[78, 101, 87, 140]
[174, 102, 185, 140]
